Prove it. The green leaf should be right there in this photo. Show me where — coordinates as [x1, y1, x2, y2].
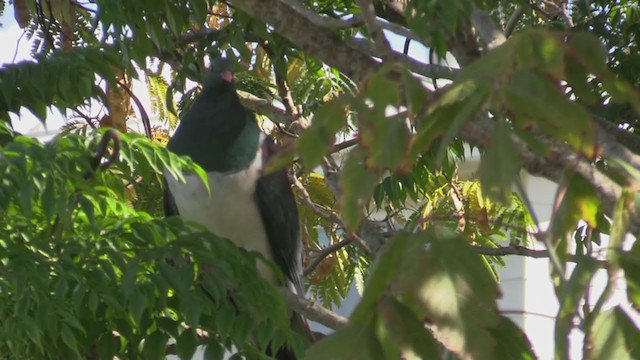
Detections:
[338, 147, 379, 228]
[567, 32, 607, 74]
[550, 174, 602, 241]
[490, 316, 536, 360]
[479, 120, 522, 204]
[620, 247, 640, 310]
[397, 231, 499, 359]
[354, 230, 499, 359]
[182, 295, 202, 325]
[304, 321, 383, 360]
[203, 341, 225, 360]
[298, 98, 347, 170]
[129, 291, 146, 327]
[609, 191, 632, 268]
[588, 307, 640, 360]
[402, 69, 429, 116]
[120, 260, 139, 297]
[60, 324, 79, 356]
[142, 331, 168, 360]
[505, 69, 596, 157]
[96, 333, 119, 360]
[515, 30, 565, 78]
[555, 258, 598, 359]
[377, 295, 440, 359]
[351, 233, 412, 322]
[359, 110, 410, 171]
[213, 304, 236, 338]
[455, 43, 514, 83]
[79, 195, 97, 228]
[434, 83, 490, 163]
[176, 328, 198, 360]
[412, 80, 487, 158]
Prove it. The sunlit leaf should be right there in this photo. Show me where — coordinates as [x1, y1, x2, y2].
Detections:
[588, 307, 640, 360]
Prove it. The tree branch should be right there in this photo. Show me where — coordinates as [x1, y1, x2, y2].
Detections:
[505, 5, 525, 37]
[473, 245, 607, 267]
[593, 114, 640, 155]
[116, 80, 152, 139]
[304, 238, 352, 276]
[459, 115, 640, 234]
[349, 37, 458, 80]
[232, 0, 380, 83]
[237, 90, 291, 125]
[595, 120, 640, 172]
[355, 0, 393, 59]
[277, 287, 348, 330]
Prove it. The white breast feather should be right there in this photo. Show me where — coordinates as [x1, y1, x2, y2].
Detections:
[165, 135, 277, 282]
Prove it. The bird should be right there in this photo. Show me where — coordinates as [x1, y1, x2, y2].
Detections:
[163, 58, 313, 359]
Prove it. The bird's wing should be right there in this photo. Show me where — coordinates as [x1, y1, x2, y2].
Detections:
[254, 139, 305, 295]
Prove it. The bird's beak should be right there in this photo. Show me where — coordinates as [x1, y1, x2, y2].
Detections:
[220, 70, 233, 83]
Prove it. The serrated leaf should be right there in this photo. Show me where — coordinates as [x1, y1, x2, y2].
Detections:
[479, 120, 522, 204]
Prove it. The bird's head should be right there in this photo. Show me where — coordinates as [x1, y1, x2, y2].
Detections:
[202, 58, 235, 91]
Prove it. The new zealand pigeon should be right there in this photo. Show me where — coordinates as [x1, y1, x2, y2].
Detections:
[163, 59, 312, 359]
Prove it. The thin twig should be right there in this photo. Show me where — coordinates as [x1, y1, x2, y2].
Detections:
[304, 238, 352, 276]
[473, 245, 607, 268]
[292, 175, 373, 256]
[116, 80, 153, 139]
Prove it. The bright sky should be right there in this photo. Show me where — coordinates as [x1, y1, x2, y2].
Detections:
[0, 6, 67, 138]
[0, 4, 154, 138]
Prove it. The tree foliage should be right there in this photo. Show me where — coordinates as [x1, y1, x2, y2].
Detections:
[1, 0, 640, 359]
